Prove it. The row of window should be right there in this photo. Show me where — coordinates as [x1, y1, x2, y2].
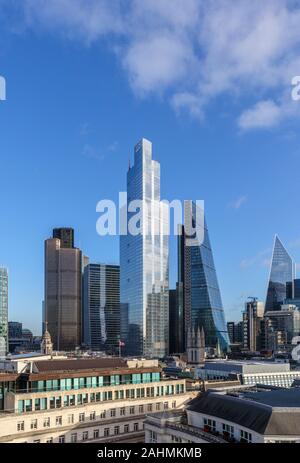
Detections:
[17, 383, 184, 413]
[17, 401, 177, 432]
[26, 422, 143, 443]
[203, 418, 252, 443]
[27, 372, 161, 393]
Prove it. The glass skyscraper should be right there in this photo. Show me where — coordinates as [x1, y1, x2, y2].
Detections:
[120, 139, 169, 358]
[265, 235, 295, 312]
[0, 267, 8, 357]
[178, 202, 229, 354]
[83, 263, 120, 352]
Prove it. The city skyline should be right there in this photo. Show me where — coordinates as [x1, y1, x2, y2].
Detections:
[1, 2, 300, 334]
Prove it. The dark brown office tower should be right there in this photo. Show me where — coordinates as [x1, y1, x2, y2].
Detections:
[53, 228, 74, 249]
[45, 234, 82, 351]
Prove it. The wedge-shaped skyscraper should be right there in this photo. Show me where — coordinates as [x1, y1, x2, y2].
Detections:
[265, 235, 295, 312]
[179, 202, 229, 354]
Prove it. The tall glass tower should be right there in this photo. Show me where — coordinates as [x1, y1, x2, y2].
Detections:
[265, 235, 295, 312]
[0, 267, 8, 357]
[83, 263, 120, 352]
[120, 139, 169, 358]
[179, 202, 229, 354]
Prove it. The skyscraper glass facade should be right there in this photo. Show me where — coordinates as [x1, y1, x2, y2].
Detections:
[120, 139, 169, 358]
[83, 263, 120, 352]
[180, 202, 229, 353]
[265, 236, 295, 312]
[0, 268, 8, 357]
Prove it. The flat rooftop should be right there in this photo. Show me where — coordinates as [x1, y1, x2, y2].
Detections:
[204, 360, 291, 374]
[243, 387, 300, 408]
[34, 357, 128, 372]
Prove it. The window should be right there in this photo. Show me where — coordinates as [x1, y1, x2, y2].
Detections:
[222, 423, 234, 439]
[43, 418, 50, 428]
[149, 430, 157, 443]
[114, 426, 120, 435]
[133, 423, 139, 432]
[18, 400, 24, 413]
[110, 409, 116, 417]
[124, 424, 129, 433]
[94, 429, 99, 439]
[82, 431, 88, 441]
[46, 438, 53, 443]
[139, 405, 144, 413]
[41, 398, 47, 410]
[25, 399, 32, 412]
[172, 401, 176, 409]
[68, 414, 74, 424]
[100, 410, 106, 419]
[147, 404, 153, 412]
[58, 435, 65, 444]
[172, 435, 182, 443]
[55, 395, 61, 408]
[56, 416, 62, 426]
[104, 428, 110, 437]
[240, 430, 252, 443]
[130, 406, 135, 415]
[120, 407, 125, 416]
[156, 403, 160, 411]
[90, 411, 96, 421]
[31, 419, 37, 430]
[203, 418, 216, 432]
[163, 402, 169, 410]
[17, 421, 24, 431]
[34, 399, 40, 411]
[79, 413, 85, 422]
[71, 434, 77, 443]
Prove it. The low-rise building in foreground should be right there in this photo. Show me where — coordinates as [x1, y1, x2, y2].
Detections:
[0, 355, 192, 443]
[145, 386, 300, 443]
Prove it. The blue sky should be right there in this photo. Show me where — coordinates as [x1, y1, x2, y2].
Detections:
[1, 0, 300, 334]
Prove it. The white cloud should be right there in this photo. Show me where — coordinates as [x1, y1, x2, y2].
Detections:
[4, 0, 300, 128]
[238, 100, 282, 130]
[122, 34, 192, 95]
[240, 248, 271, 270]
[82, 144, 104, 161]
[229, 195, 247, 210]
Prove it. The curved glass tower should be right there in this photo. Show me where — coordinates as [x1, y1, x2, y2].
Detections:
[265, 235, 295, 312]
[179, 202, 229, 354]
[120, 139, 169, 358]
